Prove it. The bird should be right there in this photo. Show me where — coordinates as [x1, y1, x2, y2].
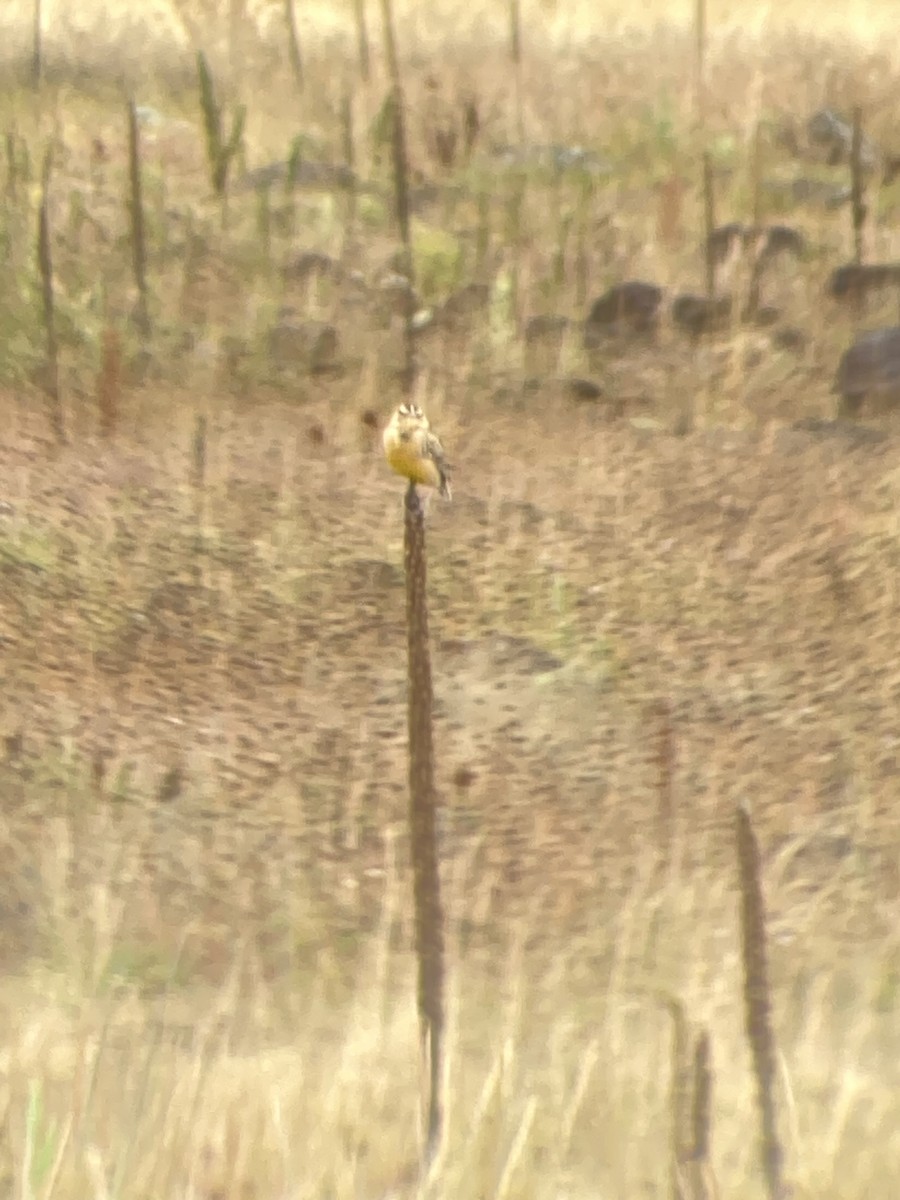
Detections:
[382, 403, 452, 499]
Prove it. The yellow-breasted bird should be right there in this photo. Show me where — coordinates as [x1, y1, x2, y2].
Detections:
[382, 403, 452, 499]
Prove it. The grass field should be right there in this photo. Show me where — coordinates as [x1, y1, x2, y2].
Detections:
[0, 1, 898, 1196]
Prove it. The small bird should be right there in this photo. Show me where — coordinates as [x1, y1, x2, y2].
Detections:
[382, 403, 452, 499]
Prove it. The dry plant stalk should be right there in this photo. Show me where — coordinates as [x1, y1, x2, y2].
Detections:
[37, 147, 64, 445]
[96, 327, 121, 438]
[281, 136, 301, 240]
[475, 188, 491, 279]
[379, 0, 416, 391]
[403, 481, 446, 1163]
[505, 175, 527, 327]
[352, 0, 371, 82]
[688, 1030, 717, 1200]
[652, 699, 676, 852]
[690, 1030, 712, 1163]
[31, 0, 42, 88]
[693, 0, 706, 125]
[190, 413, 208, 584]
[573, 183, 591, 308]
[509, 0, 521, 64]
[850, 107, 866, 268]
[552, 212, 570, 292]
[340, 92, 358, 236]
[702, 152, 716, 301]
[747, 124, 765, 316]
[509, 0, 524, 142]
[662, 994, 716, 1200]
[657, 174, 685, 247]
[196, 49, 246, 203]
[735, 804, 785, 1200]
[126, 99, 151, 339]
[227, 0, 247, 94]
[5, 131, 20, 201]
[751, 123, 764, 228]
[192, 413, 208, 493]
[256, 180, 272, 259]
[462, 94, 480, 161]
[6, 132, 31, 201]
[284, 0, 304, 91]
[379, 0, 401, 88]
[389, 93, 416, 391]
[665, 993, 694, 1200]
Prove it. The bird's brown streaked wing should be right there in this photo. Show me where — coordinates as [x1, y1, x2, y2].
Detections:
[424, 430, 452, 499]
[424, 431, 450, 469]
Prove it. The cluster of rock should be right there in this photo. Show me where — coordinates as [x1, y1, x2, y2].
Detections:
[245, 107, 900, 416]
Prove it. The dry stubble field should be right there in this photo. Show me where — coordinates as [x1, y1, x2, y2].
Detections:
[0, 0, 898, 1196]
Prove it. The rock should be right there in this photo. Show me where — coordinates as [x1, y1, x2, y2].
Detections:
[524, 314, 572, 371]
[671, 292, 733, 336]
[439, 283, 491, 331]
[706, 221, 747, 266]
[410, 307, 436, 334]
[834, 326, 900, 416]
[806, 108, 878, 169]
[584, 281, 663, 344]
[760, 224, 807, 259]
[565, 377, 603, 401]
[789, 417, 887, 447]
[366, 273, 421, 326]
[706, 222, 805, 267]
[490, 142, 612, 176]
[828, 262, 900, 301]
[750, 304, 782, 328]
[267, 316, 340, 373]
[238, 160, 360, 193]
[524, 314, 572, 343]
[770, 325, 808, 353]
[767, 177, 852, 209]
[282, 251, 346, 284]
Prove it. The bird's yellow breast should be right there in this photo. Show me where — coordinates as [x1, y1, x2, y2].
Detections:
[384, 437, 442, 488]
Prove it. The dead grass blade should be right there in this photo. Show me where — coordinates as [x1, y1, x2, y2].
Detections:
[509, 0, 524, 143]
[702, 152, 716, 302]
[658, 992, 717, 1200]
[693, 0, 706, 125]
[192, 413, 208, 493]
[352, 0, 371, 83]
[735, 803, 786, 1200]
[688, 1030, 717, 1200]
[850, 107, 866, 268]
[5, 130, 18, 200]
[652, 699, 676, 858]
[284, 0, 304, 91]
[126, 98, 151, 341]
[341, 91, 358, 237]
[37, 145, 65, 445]
[31, 0, 42, 88]
[665, 991, 693, 1200]
[196, 49, 246, 207]
[96, 327, 121, 439]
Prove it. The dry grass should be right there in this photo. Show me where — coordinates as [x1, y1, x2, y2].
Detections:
[0, 1, 897, 1196]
